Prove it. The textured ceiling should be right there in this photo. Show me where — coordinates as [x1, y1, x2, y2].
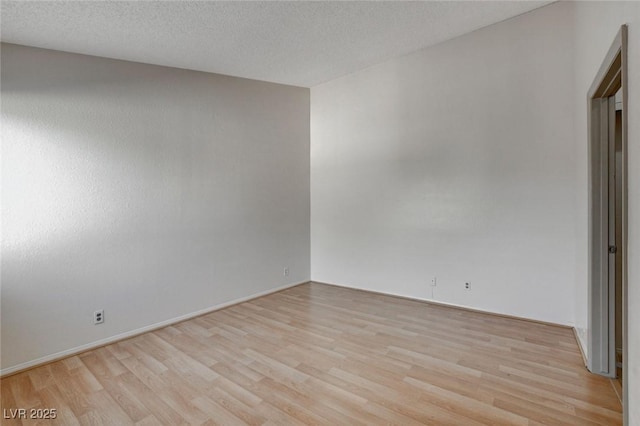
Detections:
[1, 1, 552, 87]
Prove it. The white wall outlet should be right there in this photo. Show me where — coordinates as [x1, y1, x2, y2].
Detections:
[431, 277, 437, 287]
[464, 282, 471, 291]
[283, 267, 289, 276]
[94, 309, 104, 324]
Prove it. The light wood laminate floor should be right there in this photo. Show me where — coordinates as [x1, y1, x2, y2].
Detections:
[1, 282, 622, 425]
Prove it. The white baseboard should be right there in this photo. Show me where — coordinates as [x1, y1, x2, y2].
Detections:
[573, 327, 588, 367]
[313, 280, 571, 328]
[1, 280, 308, 377]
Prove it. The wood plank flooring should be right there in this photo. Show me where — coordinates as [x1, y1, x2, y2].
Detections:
[1, 282, 622, 425]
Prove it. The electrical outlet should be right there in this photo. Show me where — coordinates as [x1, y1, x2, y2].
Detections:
[464, 282, 471, 291]
[283, 267, 289, 277]
[431, 277, 437, 287]
[94, 309, 104, 324]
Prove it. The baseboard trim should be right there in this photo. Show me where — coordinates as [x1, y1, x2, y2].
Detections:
[0, 280, 308, 378]
[573, 327, 589, 367]
[312, 280, 572, 329]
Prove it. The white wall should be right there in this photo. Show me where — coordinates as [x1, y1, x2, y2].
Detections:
[1, 44, 310, 372]
[311, 2, 576, 325]
[312, 1, 640, 421]
[571, 2, 640, 423]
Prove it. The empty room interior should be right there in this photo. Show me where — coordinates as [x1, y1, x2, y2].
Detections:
[1, 1, 639, 425]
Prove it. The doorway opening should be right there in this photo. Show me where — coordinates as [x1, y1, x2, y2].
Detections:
[587, 24, 627, 423]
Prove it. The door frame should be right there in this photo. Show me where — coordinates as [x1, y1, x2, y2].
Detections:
[587, 24, 627, 421]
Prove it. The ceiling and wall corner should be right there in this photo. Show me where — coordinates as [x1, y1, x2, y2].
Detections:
[0, 1, 552, 88]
